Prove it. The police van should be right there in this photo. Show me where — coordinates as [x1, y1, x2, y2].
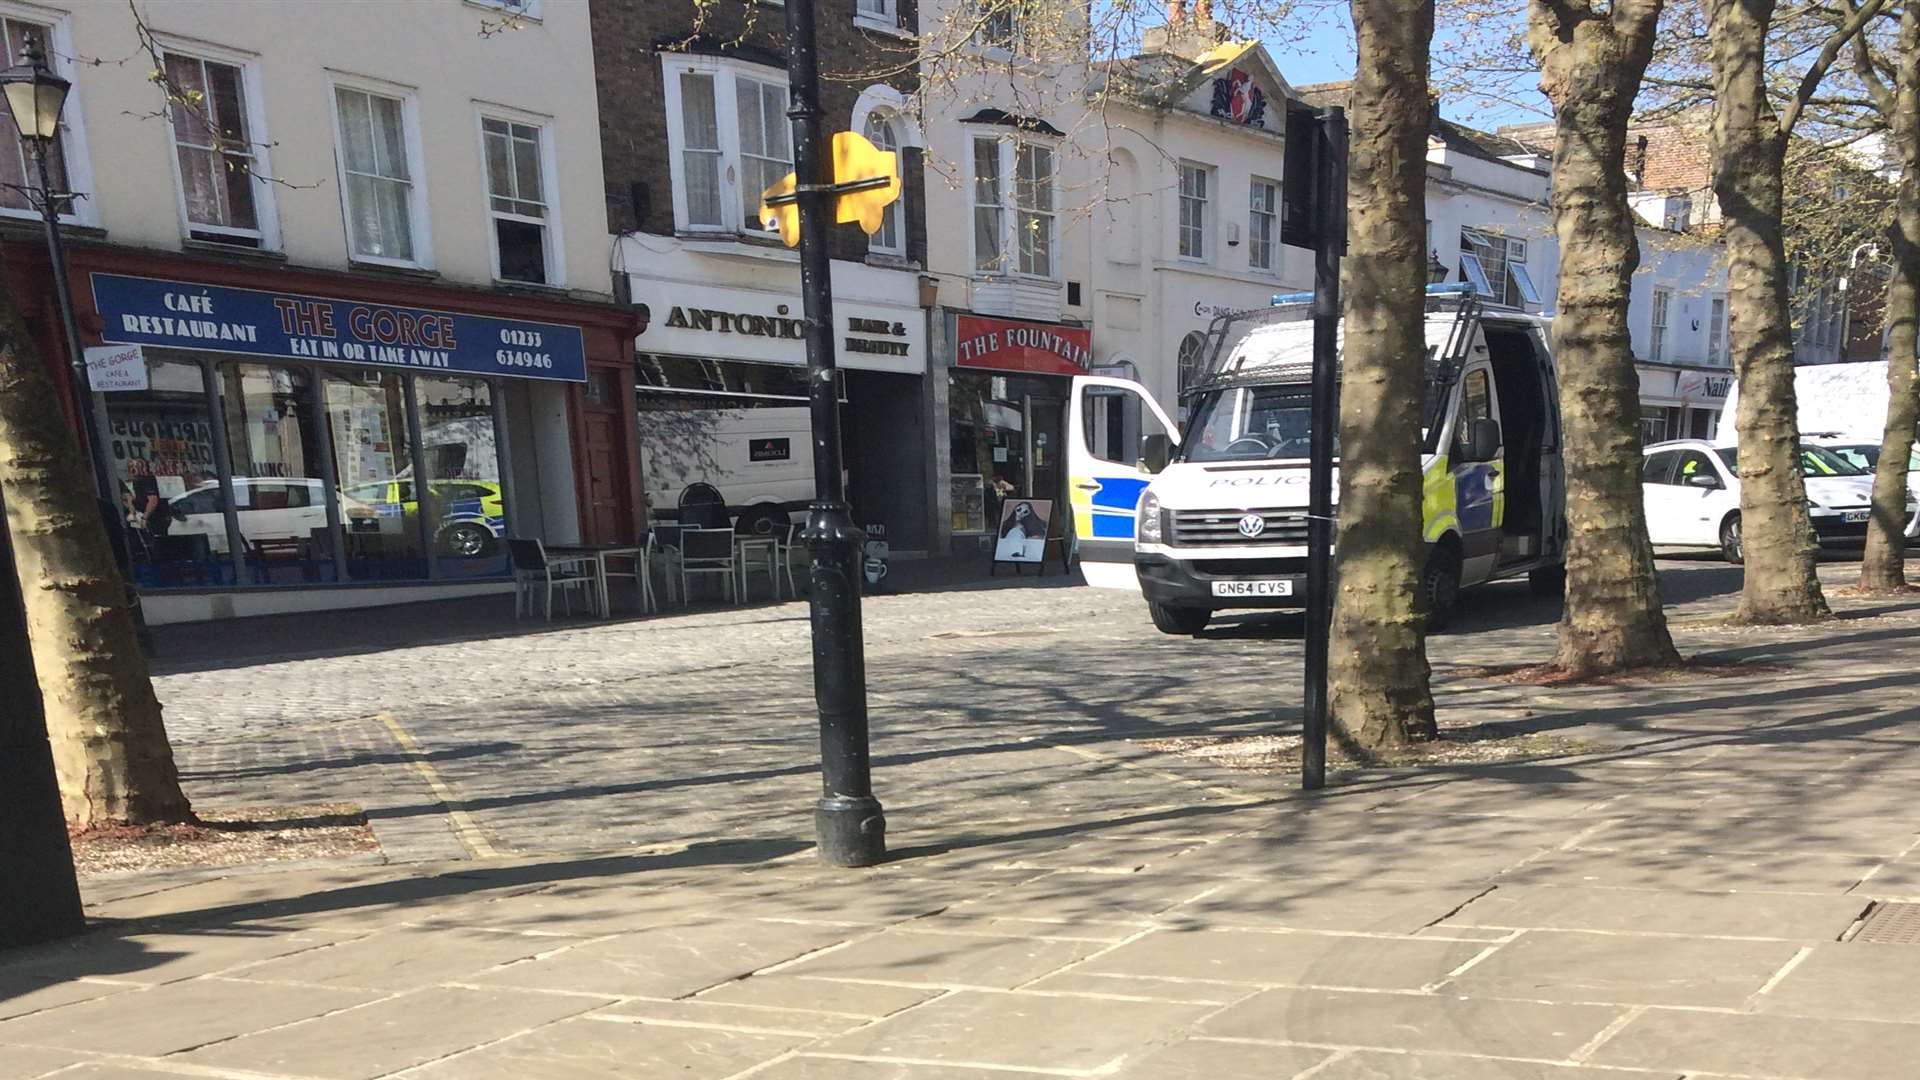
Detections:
[1067, 284, 1568, 633]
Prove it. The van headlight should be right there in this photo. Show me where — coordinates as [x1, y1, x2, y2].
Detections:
[1139, 490, 1163, 543]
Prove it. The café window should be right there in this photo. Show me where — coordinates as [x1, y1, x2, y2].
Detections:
[101, 350, 515, 590]
[481, 113, 557, 285]
[663, 56, 791, 235]
[333, 82, 427, 266]
[164, 50, 272, 249]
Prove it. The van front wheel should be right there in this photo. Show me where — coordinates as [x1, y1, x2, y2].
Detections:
[1422, 548, 1462, 631]
[1148, 602, 1211, 635]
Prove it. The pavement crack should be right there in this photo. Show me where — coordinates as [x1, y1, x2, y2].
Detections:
[1417, 883, 1499, 932]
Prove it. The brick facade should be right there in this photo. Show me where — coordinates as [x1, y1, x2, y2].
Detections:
[591, 0, 925, 265]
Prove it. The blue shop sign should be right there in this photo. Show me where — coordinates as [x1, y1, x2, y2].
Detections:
[90, 273, 587, 383]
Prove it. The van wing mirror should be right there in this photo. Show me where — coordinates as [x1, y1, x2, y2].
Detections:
[1141, 433, 1172, 474]
[1686, 472, 1723, 490]
[1466, 417, 1502, 463]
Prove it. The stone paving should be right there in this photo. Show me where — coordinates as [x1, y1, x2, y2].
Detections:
[4, 557, 1920, 1078]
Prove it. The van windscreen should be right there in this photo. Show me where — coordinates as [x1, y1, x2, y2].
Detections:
[1182, 385, 1324, 462]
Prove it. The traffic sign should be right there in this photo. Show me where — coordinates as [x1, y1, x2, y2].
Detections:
[759, 130, 901, 247]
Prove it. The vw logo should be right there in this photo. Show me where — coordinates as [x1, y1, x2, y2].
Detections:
[1236, 513, 1266, 538]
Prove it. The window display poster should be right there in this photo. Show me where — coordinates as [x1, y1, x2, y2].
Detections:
[950, 473, 986, 534]
[994, 498, 1052, 563]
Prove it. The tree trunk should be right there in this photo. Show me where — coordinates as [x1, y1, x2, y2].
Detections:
[0, 258, 192, 828]
[1858, 6, 1919, 595]
[1708, 0, 1830, 624]
[1528, 0, 1680, 675]
[1330, 0, 1437, 749]
[0, 491, 85, 947]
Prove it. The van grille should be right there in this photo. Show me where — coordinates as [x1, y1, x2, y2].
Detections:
[1171, 509, 1310, 546]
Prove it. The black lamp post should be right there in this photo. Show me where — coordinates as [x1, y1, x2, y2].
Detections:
[0, 40, 115, 518]
[1427, 250, 1449, 286]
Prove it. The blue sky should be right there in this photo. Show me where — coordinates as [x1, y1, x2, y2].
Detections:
[1251, 8, 1550, 130]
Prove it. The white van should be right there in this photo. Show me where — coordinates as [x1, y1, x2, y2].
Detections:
[1067, 285, 1568, 634]
[637, 406, 813, 535]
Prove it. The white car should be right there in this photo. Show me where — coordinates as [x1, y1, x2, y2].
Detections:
[1641, 439, 1915, 563]
[1806, 438, 1920, 503]
[168, 477, 373, 555]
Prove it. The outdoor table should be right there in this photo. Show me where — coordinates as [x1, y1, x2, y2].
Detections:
[547, 543, 645, 617]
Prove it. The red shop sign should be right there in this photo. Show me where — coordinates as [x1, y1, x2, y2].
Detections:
[953, 314, 1092, 377]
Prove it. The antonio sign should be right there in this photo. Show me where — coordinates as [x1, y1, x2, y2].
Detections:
[953, 314, 1093, 377]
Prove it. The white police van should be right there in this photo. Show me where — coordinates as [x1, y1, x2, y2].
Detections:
[1066, 284, 1568, 634]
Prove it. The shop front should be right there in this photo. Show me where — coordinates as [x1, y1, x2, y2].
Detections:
[624, 268, 933, 550]
[944, 312, 1093, 552]
[9, 244, 642, 623]
[1637, 364, 1730, 444]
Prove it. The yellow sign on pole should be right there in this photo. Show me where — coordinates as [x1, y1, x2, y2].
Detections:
[759, 130, 901, 248]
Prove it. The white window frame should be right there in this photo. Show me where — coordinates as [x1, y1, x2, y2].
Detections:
[854, 0, 898, 32]
[1708, 296, 1727, 366]
[474, 103, 564, 288]
[976, 1, 1019, 51]
[327, 72, 432, 269]
[968, 130, 1060, 282]
[1248, 176, 1279, 273]
[0, 5, 97, 228]
[1178, 162, 1213, 262]
[659, 54, 793, 237]
[157, 38, 279, 251]
[862, 110, 905, 258]
[1650, 286, 1672, 363]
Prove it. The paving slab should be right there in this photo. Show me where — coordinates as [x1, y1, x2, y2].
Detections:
[0, 977, 134, 1022]
[1577, 814, 1920, 858]
[748, 1058, 1063, 1079]
[1442, 884, 1869, 939]
[1753, 942, 1920, 1023]
[690, 974, 941, 1017]
[26, 1067, 207, 1080]
[1019, 970, 1252, 1004]
[810, 988, 1214, 1072]
[179, 985, 607, 1079]
[1447, 930, 1801, 1006]
[403, 1013, 803, 1079]
[1308, 1052, 1675, 1080]
[0, 928, 355, 986]
[927, 871, 1218, 924]
[773, 929, 1103, 989]
[589, 996, 872, 1037]
[0, 1044, 92, 1079]
[1070, 928, 1486, 990]
[1104, 1037, 1333, 1078]
[224, 924, 581, 990]
[1168, 879, 1495, 934]
[1589, 1007, 1920, 1080]
[1501, 847, 1884, 893]
[469, 917, 856, 999]
[1855, 855, 1920, 899]
[0, 976, 375, 1055]
[1200, 987, 1623, 1058]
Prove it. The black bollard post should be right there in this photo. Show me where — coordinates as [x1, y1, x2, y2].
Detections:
[1303, 106, 1346, 792]
[783, 0, 886, 866]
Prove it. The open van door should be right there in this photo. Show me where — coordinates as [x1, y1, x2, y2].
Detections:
[1068, 375, 1180, 590]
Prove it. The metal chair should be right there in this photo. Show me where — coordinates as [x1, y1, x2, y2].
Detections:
[770, 521, 801, 599]
[508, 538, 597, 619]
[649, 524, 689, 604]
[678, 527, 737, 605]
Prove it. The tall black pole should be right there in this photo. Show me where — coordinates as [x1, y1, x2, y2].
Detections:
[783, 0, 885, 866]
[32, 141, 110, 510]
[1302, 106, 1346, 792]
[0, 490, 86, 948]
[30, 132, 147, 648]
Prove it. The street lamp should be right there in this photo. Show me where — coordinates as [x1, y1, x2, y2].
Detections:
[1427, 250, 1449, 285]
[0, 41, 121, 541]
